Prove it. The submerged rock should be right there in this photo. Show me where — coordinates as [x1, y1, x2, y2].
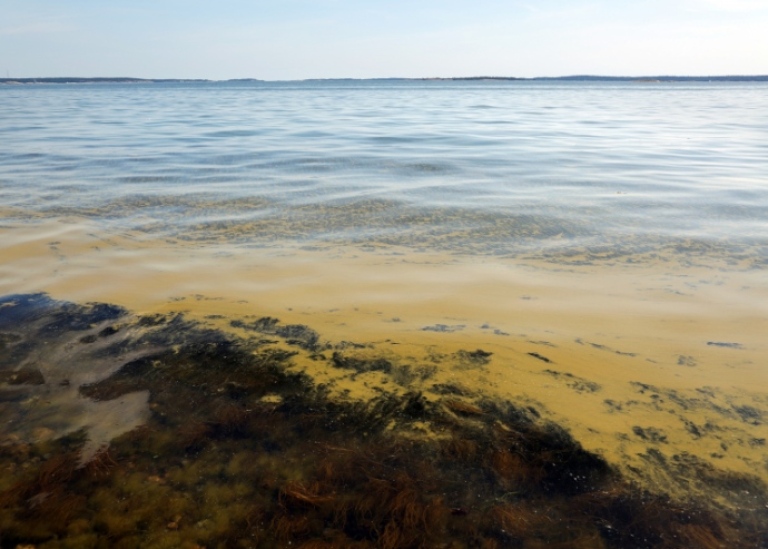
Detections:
[0, 294, 155, 465]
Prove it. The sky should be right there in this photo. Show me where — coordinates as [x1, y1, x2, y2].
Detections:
[1, 0, 767, 80]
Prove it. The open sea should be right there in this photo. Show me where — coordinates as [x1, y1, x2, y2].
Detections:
[1, 80, 768, 547]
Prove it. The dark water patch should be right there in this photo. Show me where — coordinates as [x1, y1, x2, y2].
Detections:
[390, 363, 438, 386]
[397, 161, 454, 174]
[1, 294, 766, 547]
[604, 399, 623, 412]
[115, 175, 181, 184]
[607, 380, 768, 508]
[576, 338, 638, 357]
[328, 350, 437, 386]
[528, 339, 556, 347]
[203, 129, 262, 138]
[480, 323, 511, 336]
[1, 151, 60, 162]
[454, 349, 493, 366]
[431, 383, 473, 396]
[707, 341, 743, 349]
[231, 316, 321, 351]
[422, 323, 465, 333]
[331, 351, 393, 374]
[367, 135, 421, 144]
[633, 426, 669, 444]
[542, 369, 602, 393]
[637, 448, 768, 518]
[733, 405, 762, 424]
[0, 366, 44, 386]
[684, 419, 704, 439]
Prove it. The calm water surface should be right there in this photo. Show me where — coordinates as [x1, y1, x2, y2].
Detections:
[2, 80, 767, 261]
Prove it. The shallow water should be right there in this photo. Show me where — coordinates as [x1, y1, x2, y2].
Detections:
[2, 80, 768, 252]
[1, 80, 768, 546]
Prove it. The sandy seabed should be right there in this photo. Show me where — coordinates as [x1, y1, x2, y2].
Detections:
[1, 217, 767, 547]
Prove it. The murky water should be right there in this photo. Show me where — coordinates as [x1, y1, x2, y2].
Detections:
[1, 80, 767, 547]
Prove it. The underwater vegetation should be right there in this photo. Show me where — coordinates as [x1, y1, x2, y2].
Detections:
[1, 294, 766, 548]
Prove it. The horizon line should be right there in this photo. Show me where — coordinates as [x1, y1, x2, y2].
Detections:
[3, 74, 768, 83]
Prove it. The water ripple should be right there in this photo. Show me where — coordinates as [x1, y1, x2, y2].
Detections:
[1, 80, 767, 264]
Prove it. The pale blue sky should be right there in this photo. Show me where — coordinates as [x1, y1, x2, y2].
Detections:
[2, 0, 766, 79]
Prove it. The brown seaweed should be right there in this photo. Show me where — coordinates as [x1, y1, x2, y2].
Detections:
[1, 293, 766, 548]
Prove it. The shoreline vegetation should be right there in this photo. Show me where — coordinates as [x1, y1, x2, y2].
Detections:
[1, 293, 766, 548]
[2, 75, 768, 84]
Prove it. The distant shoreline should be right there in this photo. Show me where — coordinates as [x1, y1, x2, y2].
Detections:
[2, 75, 768, 85]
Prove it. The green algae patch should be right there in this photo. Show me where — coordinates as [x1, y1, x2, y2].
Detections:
[1, 294, 766, 548]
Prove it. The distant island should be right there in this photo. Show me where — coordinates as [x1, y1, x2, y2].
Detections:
[0, 77, 214, 84]
[2, 75, 768, 85]
[449, 75, 768, 82]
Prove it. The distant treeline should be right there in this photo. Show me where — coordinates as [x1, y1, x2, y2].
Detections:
[432, 75, 768, 82]
[0, 77, 213, 84]
[2, 75, 768, 84]
[531, 75, 768, 82]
